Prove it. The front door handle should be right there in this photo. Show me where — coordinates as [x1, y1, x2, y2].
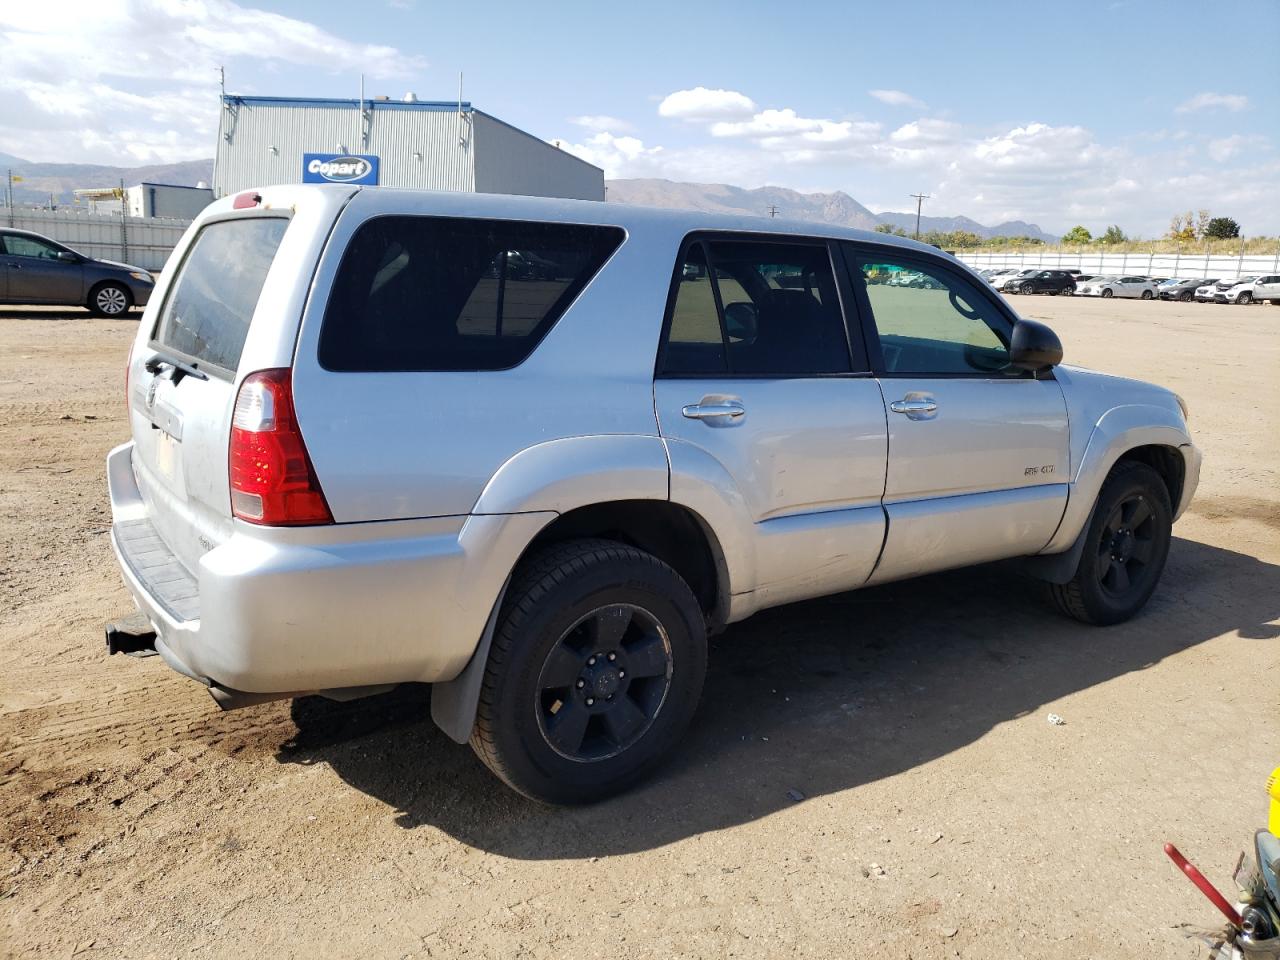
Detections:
[682, 400, 745, 421]
[889, 397, 938, 420]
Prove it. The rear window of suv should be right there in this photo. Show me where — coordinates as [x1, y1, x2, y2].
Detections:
[152, 216, 290, 373]
[318, 216, 624, 372]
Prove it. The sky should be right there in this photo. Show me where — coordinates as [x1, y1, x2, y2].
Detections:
[1, 0, 1277, 236]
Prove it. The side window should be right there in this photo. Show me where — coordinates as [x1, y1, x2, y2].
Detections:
[659, 238, 856, 376]
[319, 217, 624, 372]
[850, 249, 1011, 375]
[4, 235, 61, 260]
[664, 244, 727, 375]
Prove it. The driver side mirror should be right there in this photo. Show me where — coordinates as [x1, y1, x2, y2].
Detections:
[56, 251, 78, 263]
[1007, 318, 1063, 374]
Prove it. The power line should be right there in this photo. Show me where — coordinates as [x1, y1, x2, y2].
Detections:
[909, 192, 931, 240]
[767, 204, 779, 218]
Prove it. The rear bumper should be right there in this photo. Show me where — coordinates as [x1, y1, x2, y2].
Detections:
[107, 442, 552, 694]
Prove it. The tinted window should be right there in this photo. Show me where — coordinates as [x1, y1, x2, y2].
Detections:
[664, 244, 726, 375]
[851, 250, 1011, 375]
[153, 217, 289, 372]
[659, 238, 855, 376]
[4, 234, 61, 259]
[319, 216, 623, 372]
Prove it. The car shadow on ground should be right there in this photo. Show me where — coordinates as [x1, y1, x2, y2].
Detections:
[0, 307, 140, 321]
[276, 536, 1278, 858]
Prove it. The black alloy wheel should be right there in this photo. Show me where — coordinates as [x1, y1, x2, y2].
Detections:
[1048, 461, 1172, 625]
[536, 603, 673, 762]
[1095, 495, 1159, 598]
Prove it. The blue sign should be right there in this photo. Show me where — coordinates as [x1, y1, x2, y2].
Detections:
[302, 153, 379, 185]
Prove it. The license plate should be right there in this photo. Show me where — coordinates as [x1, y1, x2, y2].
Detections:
[155, 430, 179, 483]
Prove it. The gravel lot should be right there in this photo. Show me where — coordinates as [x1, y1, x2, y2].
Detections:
[1, 296, 1277, 959]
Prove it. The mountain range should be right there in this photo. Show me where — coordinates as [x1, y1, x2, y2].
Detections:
[0, 157, 1058, 241]
[606, 179, 1058, 242]
[1, 155, 214, 206]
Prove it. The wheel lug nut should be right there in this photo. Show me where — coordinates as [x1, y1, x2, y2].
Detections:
[586, 698, 595, 706]
[587, 656, 597, 666]
[576, 679, 585, 689]
[606, 694, 614, 701]
[618, 670, 626, 678]
[607, 652, 616, 662]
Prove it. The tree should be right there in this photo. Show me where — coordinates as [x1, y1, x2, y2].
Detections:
[1168, 212, 1196, 243]
[1061, 225, 1092, 245]
[1101, 225, 1128, 244]
[873, 223, 895, 233]
[1204, 216, 1240, 240]
[1196, 209, 1212, 239]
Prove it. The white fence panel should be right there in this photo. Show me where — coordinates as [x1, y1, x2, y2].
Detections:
[957, 250, 1280, 281]
[3, 207, 192, 272]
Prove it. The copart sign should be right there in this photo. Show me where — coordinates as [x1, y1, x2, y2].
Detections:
[302, 154, 379, 185]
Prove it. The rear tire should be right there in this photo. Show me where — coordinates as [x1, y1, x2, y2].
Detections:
[1141, 289, 1154, 300]
[470, 538, 707, 804]
[1048, 461, 1172, 626]
[88, 282, 131, 317]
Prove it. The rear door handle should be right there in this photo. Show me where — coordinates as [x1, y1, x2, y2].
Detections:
[889, 397, 938, 420]
[682, 400, 745, 421]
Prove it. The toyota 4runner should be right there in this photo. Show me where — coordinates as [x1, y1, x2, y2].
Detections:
[106, 185, 1201, 803]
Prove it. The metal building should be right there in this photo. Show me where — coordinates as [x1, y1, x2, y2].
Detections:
[213, 95, 604, 201]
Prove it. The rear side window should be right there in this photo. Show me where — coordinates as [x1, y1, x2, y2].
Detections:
[319, 216, 624, 372]
[660, 237, 856, 377]
[153, 217, 289, 373]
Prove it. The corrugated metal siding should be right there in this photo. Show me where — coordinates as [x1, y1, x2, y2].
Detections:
[215, 100, 474, 196]
[472, 113, 605, 201]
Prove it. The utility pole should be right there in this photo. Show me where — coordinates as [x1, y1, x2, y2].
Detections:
[910, 192, 931, 240]
[767, 204, 779, 218]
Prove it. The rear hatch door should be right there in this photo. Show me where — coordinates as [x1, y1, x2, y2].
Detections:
[127, 187, 351, 578]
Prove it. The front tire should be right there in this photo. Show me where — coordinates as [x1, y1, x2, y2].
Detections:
[1101, 288, 1114, 298]
[1048, 461, 1172, 625]
[1237, 291, 1253, 305]
[1179, 291, 1193, 302]
[471, 539, 707, 804]
[88, 282, 131, 317]
[1020, 282, 1035, 295]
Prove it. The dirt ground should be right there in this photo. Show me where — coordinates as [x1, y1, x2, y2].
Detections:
[1, 296, 1277, 959]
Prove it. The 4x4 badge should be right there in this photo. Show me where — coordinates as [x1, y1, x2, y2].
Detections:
[146, 378, 159, 408]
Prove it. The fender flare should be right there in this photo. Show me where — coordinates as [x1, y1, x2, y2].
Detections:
[1039, 404, 1191, 556]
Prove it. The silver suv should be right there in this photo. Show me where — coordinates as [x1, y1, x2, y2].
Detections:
[107, 185, 1201, 803]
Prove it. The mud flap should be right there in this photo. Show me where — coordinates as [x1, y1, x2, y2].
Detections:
[430, 578, 510, 745]
[1022, 501, 1098, 585]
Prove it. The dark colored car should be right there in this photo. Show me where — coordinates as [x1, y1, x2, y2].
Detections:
[1160, 278, 1218, 302]
[1006, 270, 1077, 296]
[0, 228, 154, 316]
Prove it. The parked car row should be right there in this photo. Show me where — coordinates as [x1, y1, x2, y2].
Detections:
[974, 266, 1280, 304]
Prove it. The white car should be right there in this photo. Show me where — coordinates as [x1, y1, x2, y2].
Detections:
[995, 268, 1039, 291]
[1212, 276, 1265, 304]
[1194, 281, 1220, 303]
[1253, 274, 1280, 304]
[985, 269, 1021, 286]
[1077, 276, 1158, 299]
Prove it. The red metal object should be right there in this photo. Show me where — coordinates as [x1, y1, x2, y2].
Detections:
[1164, 842, 1243, 928]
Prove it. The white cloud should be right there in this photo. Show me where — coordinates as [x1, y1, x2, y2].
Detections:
[568, 114, 635, 133]
[869, 89, 926, 109]
[558, 132, 664, 179]
[0, 0, 425, 163]
[889, 119, 961, 144]
[1206, 134, 1265, 163]
[1176, 92, 1249, 113]
[658, 87, 757, 121]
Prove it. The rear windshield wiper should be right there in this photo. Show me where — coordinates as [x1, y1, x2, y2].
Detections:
[144, 351, 209, 383]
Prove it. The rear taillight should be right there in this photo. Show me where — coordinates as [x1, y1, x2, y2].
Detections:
[229, 369, 332, 526]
